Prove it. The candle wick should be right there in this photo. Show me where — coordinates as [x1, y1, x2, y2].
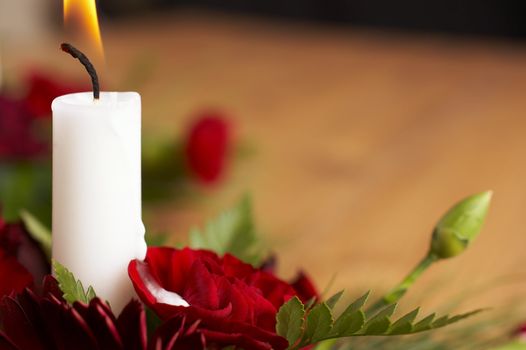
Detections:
[60, 43, 100, 100]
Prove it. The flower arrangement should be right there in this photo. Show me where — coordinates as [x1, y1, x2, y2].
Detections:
[3, 190, 524, 349]
[2, 43, 525, 350]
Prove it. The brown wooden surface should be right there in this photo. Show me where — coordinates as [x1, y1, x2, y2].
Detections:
[8, 10, 526, 311]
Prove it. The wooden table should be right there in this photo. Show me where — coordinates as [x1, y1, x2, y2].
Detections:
[10, 10, 526, 312]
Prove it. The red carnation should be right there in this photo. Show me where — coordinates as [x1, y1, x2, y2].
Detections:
[185, 112, 230, 184]
[0, 277, 147, 350]
[129, 247, 318, 350]
[24, 71, 84, 118]
[0, 96, 46, 160]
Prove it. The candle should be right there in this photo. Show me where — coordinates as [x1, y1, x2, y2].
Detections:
[52, 62, 147, 311]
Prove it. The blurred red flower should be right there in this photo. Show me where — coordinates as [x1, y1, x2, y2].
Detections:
[0, 277, 147, 350]
[129, 247, 318, 350]
[0, 215, 49, 296]
[0, 96, 46, 159]
[0, 250, 32, 297]
[24, 71, 84, 118]
[516, 323, 526, 341]
[291, 271, 319, 304]
[185, 112, 230, 184]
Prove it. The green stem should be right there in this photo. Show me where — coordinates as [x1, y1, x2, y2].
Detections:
[367, 254, 438, 316]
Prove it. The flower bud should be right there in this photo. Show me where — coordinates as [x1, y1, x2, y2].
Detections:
[430, 191, 492, 259]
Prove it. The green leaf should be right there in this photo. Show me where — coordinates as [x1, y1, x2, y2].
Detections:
[303, 303, 333, 343]
[346, 291, 371, 313]
[325, 290, 344, 310]
[388, 308, 420, 335]
[52, 260, 97, 305]
[189, 196, 263, 265]
[20, 210, 52, 258]
[412, 313, 436, 332]
[304, 297, 317, 311]
[275, 290, 483, 349]
[331, 309, 365, 337]
[331, 291, 370, 336]
[276, 296, 305, 347]
[361, 304, 397, 335]
[442, 309, 485, 325]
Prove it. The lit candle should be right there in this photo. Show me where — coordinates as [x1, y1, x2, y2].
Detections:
[52, 44, 146, 313]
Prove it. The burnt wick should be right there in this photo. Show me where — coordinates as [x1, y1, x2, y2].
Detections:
[60, 43, 100, 100]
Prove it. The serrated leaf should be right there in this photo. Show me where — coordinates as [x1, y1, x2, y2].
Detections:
[276, 296, 305, 347]
[339, 291, 370, 316]
[330, 292, 370, 336]
[325, 290, 344, 310]
[304, 297, 317, 311]
[189, 196, 263, 265]
[431, 315, 450, 328]
[388, 308, 420, 335]
[363, 317, 392, 335]
[20, 210, 52, 258]
[361, 304, 397, 335]
[412, 313, 436, 332]
[332, 309, 365, 337]
[303, 303, 333, 343]
[275, 288, 482, 348]
[444, 309, 484, 325]
[85, 286, 96, 301]
[53, 260, 97, 305]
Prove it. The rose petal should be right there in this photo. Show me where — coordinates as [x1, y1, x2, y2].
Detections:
[130, 260, 189, 308]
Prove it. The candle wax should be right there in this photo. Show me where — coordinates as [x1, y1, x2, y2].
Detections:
[52, 92, 147, 313]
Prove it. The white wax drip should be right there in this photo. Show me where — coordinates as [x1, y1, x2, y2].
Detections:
[136, 261, 189, 307]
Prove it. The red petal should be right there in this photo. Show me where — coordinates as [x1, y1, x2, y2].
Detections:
[0, 250, 33, 297]
[291, 271, 319, 303]
[74, 298, 123, 349]
[40, 298, 98, 350]
[116, 300, 147, 350]
[0, 333, 18, 350]
[0, 296, 43, 350]
[184, 260, 220, 309]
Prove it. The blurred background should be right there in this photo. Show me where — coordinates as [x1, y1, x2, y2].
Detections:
[2, 0, 526, 315]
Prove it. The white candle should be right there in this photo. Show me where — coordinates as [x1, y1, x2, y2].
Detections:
[52, 91, 147, 313]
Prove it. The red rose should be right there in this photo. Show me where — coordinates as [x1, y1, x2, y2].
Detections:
[185, 112, 230, 184]
[129, 248, 318, 350]
[0, 95, 46, 159]
[24, 71, 84, 118]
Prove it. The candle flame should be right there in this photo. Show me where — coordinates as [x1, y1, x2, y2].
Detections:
[63, 0, 104, 59]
